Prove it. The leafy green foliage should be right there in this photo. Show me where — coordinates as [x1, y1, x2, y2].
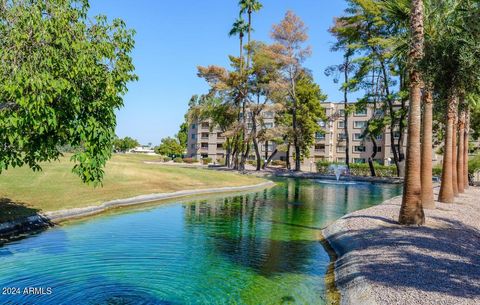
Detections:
[0, 0, 137, 185]
[295, 73, 327, 158]
[176, 121, 189, 148]
[113, 137, 140, 153]
[155, 137, 184, 158]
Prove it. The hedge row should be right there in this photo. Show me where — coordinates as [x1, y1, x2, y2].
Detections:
[316, 161, 397, 177]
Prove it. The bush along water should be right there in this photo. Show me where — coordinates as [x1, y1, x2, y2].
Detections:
[316, 161, 397, 177]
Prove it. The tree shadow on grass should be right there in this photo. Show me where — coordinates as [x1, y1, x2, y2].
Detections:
[329, 216, 480, 299]
[0, 198, 53, 243]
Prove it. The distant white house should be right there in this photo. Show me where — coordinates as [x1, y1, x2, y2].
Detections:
[128, 145, 156, 155]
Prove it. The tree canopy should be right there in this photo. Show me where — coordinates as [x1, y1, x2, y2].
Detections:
[113, 137, 140, 153]
[0, 0, 137, 185]
[155, 137, 184, 158]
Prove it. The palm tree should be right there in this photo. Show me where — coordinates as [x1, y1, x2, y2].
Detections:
[239, 0, 263, 69]
[398, 0, 425, 225]
[457, 102, 466, 192]
[464, 106, 470, 189]
[420, 86, 435, 208]
[452, 106, 459, 196]
[229, 17, 249, 73]
[438, 94, 457, 203]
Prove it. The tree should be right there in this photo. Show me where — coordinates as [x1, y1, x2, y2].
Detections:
[0, 0, 137, 185]
[420, 87, 435, 208]
[155, 137, 184, 158]
[325, 50, 357, 171]
[229, 17, 249, 73]
[457, 102, 466, 193]
[239, 0, 263, 69]
[295, 73, 327, 161]
[176, 121, 188, 149]
[398, 0, 425, 225]
[270, 11, 311, 171]
[330, 0, 411, 177]
[113, 137, 140, 153]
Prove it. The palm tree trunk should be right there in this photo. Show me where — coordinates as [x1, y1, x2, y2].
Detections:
[464, 108, 470, 188]
[438, 94, 457, 203]
[344, 53, 350, 170]
[399, 0, 425, 225]
[457, 105, 466, 193]
[421, 87, 434, 209]
[452, 106, 459, 196]
[246, 10, 252, 70]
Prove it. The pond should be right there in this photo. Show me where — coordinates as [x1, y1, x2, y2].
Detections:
[0, 178, 401, 305]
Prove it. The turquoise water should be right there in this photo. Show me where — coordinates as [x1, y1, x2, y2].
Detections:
[0, 178, 401, 305]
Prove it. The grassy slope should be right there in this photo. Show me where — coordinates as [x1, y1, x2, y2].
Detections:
[0, 154, 264, 221]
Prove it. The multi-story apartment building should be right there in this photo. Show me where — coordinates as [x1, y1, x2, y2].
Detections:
[187, 109, 278, 162]
[187, 102, 414, 167]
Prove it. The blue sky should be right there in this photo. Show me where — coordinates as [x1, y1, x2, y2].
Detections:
[89, 0, 350, 145]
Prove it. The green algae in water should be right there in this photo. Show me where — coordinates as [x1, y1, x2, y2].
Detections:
[0, 178, 401, 304]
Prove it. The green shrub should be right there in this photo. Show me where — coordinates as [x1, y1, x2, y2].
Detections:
[432, 165, 442, 176]
[271, 160, 286, 167]
[202, 157, 212, 165]
[315, 160, 396, 177]
[182, 157, 198, 164]
[173, 157, 183, 163]
[468, 153, 480, 174]
[162, 156, 171, 162]
[217, 158, 225, 165]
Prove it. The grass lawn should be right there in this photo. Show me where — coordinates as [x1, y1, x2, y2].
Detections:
[0, 154, 265, 222]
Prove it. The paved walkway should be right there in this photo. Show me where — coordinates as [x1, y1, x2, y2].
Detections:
[324, 187, 480, 305]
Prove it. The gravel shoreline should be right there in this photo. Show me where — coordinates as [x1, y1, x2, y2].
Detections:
[324, 186, 480, 305]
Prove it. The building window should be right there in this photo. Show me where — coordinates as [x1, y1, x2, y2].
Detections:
[201, 143, 208, 149]
[315, 144, 325, 152]
[338, 121, 345, 128]
[263, 111, 274, 119]
[337, 157, 346, 163]
[201, 122, 209, 129]
[354, 109, 367, 116]
[376, 134, 383, 141]
[338, 109, 345, 116]
[338, 133, 347, 141]
[216, 143, 223, 149]
[217, 132, 224, 139]
[315, 132, 325, 140]
[354, 121, 367, 129]
[393, 131, 401, 140]
[191, 124, 196, 129]
[201, 132, 209, 139]
[374, 109, 384, 116]
[318, 120, 326, 127]
[354, 145, 366, 152]
[262, 143, 274, 152]
[354, 158, 366, 163]
[337, 145, 346, 153]
[353, 133, 364, 141]
[376, 147, 382, 152]
[191, 134, 196, 140]
[264, 122, 274, 129]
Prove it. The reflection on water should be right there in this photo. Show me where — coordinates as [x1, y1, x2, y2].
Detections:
[0, 178, 401, 305]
